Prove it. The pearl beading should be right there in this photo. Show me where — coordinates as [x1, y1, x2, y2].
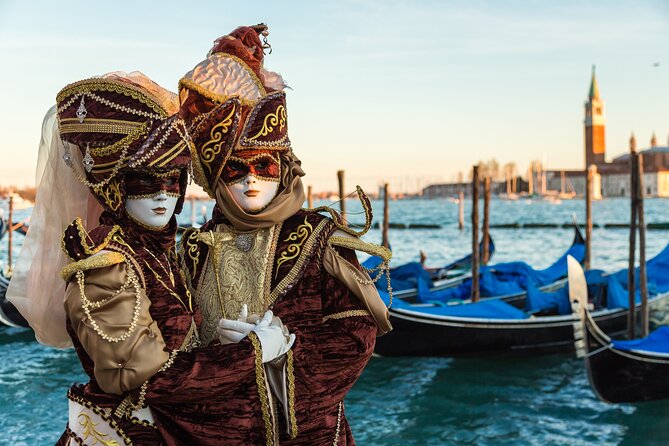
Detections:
[76, 260, 142, 343]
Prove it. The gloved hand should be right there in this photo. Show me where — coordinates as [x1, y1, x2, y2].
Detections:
[252, 310, 296, 363]
[217, 304, 255, 345]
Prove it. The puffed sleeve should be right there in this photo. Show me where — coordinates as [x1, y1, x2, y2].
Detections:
[63, 253, 170, 395]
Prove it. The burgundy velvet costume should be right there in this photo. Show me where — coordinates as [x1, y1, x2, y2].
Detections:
[56, 215, 268, 445]
[178, 209, 378, 445]
[54, 74, 277, 445]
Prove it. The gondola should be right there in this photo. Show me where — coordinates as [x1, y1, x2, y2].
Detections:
[362, 233, 495, 291]
[570, 257, 669, 403]
[373, 246, 669, 357]
[0, 271, 29, 328]
[376, 225, 584, 303]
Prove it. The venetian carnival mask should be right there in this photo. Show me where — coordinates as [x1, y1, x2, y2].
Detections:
[222, 151, 281, 212]
[125, 171, 181, 228]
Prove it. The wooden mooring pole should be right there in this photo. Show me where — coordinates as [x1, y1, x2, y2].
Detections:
[307, 185, 313, 209]
[471, 166, 480, 302]
[190, 197, 196, 227]
[337, 170, 346, 219]
[482, 176, 491, 265]
[585, 165, 595, 270]
[638, 154, 648, 337]
[7, 194, 13, 272]
[382, 183, 390, 249]
[628, 136, 638, 339]
[458, 190, 464, 230]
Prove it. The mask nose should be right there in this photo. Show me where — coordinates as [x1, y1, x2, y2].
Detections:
[245, 175, 257, 186]
[154, 190, 168, 201]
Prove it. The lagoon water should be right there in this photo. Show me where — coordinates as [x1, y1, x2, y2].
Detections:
[2, 197, 669, 445]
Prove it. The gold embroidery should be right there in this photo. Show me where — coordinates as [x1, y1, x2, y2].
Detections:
[186, 229, 201, 279]
[69, 218, 121, 256]
[194, 226, 275, 345]
[77, 412, 121, 446]
[249, 332, 275, 446]
[93, 179, 122, 211]
[57, 77, 171, 118]
[142, 259, 189, 311]
[111, 233, 136, 255]
[322, 309, 371, 322]
[248, 105, 286, 141]
[276, 217, 313, 274]
[269, 219, 331, 303]
[61, 252, 125, 281]
[287, 350, 298, 439]
[200, 104, 237, 175]
[67, 391, 131, 446]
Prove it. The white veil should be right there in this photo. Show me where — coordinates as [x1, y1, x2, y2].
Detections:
[7, 106, 102, 348]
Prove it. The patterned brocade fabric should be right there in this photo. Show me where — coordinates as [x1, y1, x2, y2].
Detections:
[179, 210, 378, 445]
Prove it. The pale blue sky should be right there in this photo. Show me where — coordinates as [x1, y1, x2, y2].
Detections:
[1, 0, 668, 193]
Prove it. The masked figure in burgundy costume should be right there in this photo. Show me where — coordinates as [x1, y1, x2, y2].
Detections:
[178, 25, 393, 445]
[5, 72, 293, 445]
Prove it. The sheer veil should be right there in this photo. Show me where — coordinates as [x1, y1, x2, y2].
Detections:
[7, 105, 102, 348]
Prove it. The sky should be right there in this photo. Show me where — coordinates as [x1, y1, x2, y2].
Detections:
[0, 0, 668, 194]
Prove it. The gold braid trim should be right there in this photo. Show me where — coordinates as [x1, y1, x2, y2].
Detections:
[59, 118, 146, 135]
[286, 350, 298, 439]
[322, 309, 371, 322]
[91, 125, 148, 157]
[57, 77, 170, 118]
[148, 168, 181, 178]
[249, 332, 275, 446]
[62, 218, 122, 257]
[61, 251, 126, 281]
[328, 236, 391, 262]
[67, 390, 132, 446]
[311, 186, 372, 236]
[269, 219, 331, 303]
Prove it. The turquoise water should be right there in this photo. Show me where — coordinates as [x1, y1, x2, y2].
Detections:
[2, 197, 669, 445]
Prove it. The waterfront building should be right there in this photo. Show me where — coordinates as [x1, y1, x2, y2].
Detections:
[422, 67, 668, 199]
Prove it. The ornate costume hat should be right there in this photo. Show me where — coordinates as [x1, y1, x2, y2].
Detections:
[56, 72, 190, 214]
[179, 24, 291, 197]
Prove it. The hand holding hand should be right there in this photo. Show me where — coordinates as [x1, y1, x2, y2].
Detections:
[252, 310, 296, 363]
[217, 304, 255, 345]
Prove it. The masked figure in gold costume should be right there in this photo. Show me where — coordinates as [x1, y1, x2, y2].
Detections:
[178, 25, 393, 445]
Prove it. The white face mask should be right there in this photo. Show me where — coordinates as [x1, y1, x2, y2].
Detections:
[226, 174, 279, 212]
[125, 190, 179, 229]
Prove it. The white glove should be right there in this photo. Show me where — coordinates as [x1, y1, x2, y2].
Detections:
[253, 310, 296, 363]
[217, 305, 255, 345]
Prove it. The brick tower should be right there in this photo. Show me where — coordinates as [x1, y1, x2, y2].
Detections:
[584, 66, 606, 168]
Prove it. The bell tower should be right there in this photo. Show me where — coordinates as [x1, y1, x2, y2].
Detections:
[584, 66, 606, 168]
